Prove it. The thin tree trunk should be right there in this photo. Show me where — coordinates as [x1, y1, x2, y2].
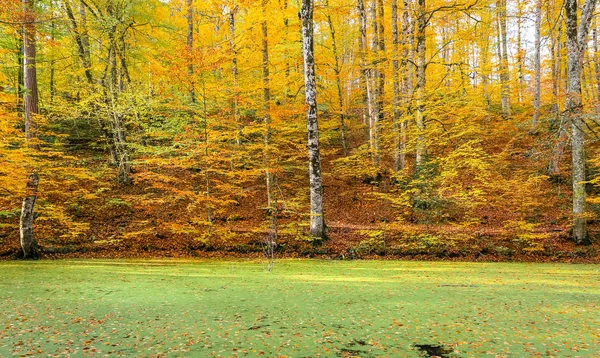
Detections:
[20, 173, 40, 259]
[262, 0, 274, 209]
[376, 0, 385, 152]
[325, 1, 348, 155]
[565, 0, 597, 245]
[531, 0, 542, 134]
[497, 0, 511, 116]
[392, 0, 401, 171]
[50, 5, 55, 105]
[187, 0, 195, 104]
[23, 0, 38, 147]
[593, 22, 600, 113]
[64, 0, 93, 84]
[415, 0, 426, 168]
[549, 7, 565, 176]
[370, 0, 380, 164]
[358, 0, 376, 160]
[516, 0, 524, 104]
[400, 0, 413, 170]
[301, 0, 325, 238]
[550, 2, 560, 115]
[229, 8, 241, 145]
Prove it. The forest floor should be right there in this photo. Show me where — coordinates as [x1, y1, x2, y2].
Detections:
[0, 260, 598, 357]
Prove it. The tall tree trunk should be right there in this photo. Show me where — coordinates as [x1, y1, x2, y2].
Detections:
[392, 0, 401, 171]
[516, 0, 524, 104]
[497, 0, 511, 116]
[358, 0, 376, 159]
[50, 5, 55, 105]
[23, 0, 38, 147]
[20, 173, 40, 259]
[565, 0, 597, 245]
[325, 1, 348, 155]
[550, 1, 560, 115]
[187, 0, 195, 104]
[262, 0, 274, 209]
[593, 20, 600, 113]
[531, 0, 542, 134]
[370, 0, 381, 164]
[399, 0, 413, 170]
[229, 8, 241, 145]
[415, 0, 426, 168]
[301, 0, 325, 239]
[549, 8, 566, 176]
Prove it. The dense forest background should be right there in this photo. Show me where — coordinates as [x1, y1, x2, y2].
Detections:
[1, 0, 600, 261]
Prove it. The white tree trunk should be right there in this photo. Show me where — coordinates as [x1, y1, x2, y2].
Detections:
[531, 0, 542, 134]
[497, 0, 511, 116]
[565, 0, 597, 245]
[301, 0, 325, 238]
[415, 0, 426, 168]
[20, 173, 40, 259]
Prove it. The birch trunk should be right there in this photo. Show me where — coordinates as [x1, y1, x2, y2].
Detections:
[20, 173, 40, 259]
[23, 0, 38, 147]
[376, 0, 385, 159]
[399, 0, 413, 171]
[415, 0, 426, 168]
[301, 0, 325, 239]
[370, 0, 381, 164]
[531, 0, 542, 134]
[358, 0, 376, 160]
[565, 0, 597, 245]
[516, 0, 524, 104]
[357, 0, 369, 128]
[497, 0, 511, 116]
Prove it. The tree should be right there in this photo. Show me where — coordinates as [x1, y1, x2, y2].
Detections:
[19, 173, 39, 259]
[531, 0, 542, 134]
[496, 0, 511, 116]
[565, 0, 597, 245]
[22, 0, 38, 146]
[415, 0, 426, 168]
[301, 0, 325, 239]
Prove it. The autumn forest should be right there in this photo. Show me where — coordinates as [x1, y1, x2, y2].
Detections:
[2, 0, 600, 261]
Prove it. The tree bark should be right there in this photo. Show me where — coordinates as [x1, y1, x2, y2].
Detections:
[229, 7, 241, 146]
[565, 0, 597, 245]
[392, 0, 401, 171]
[301, 0, 325, 239]
[415, 0, 426, 168]
[531, 0, 542, 134]
[497, 0, 511, 116]
[369, 0, 381, 164]
[20, 173, 40, 259]
[23, 0, 38, 147]
[593, 21, 600, 113]
[358, 0, 376, 160]
[399, 0, 413, 171]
